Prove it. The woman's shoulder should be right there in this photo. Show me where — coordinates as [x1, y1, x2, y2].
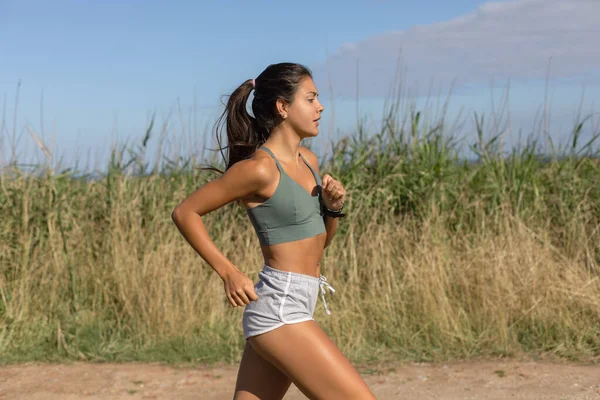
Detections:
[233, 148, 279, 184]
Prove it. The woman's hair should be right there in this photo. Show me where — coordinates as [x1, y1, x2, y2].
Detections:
[206, 62, 312, 173]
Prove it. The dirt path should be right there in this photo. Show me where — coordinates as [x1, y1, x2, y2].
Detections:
[0, 359, 599, 399]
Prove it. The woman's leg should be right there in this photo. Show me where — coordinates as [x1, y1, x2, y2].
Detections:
[248, 321, 376, 400]
[233, 340, 292, 400]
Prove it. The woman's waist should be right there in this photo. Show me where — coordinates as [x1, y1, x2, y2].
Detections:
[261, 235, 324, 266]
[261, 257, 322, 279]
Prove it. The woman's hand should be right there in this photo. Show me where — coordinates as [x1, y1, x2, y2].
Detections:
[321, 174, 346, 211]
[223, 269, 259, 307]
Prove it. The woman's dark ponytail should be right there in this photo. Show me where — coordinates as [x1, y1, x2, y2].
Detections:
[211, 79, 266, 172]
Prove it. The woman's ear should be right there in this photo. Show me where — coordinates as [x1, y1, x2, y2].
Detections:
[276, 99, 289, 119]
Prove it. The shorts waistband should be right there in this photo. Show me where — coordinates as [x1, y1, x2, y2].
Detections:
[261, 264, 336, 315]
[261, 264, 320, 284]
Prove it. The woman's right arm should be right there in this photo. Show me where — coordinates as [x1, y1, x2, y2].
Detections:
[171, 157, 272, 307]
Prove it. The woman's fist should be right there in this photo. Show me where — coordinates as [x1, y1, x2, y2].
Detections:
[321, 174, 346, 211]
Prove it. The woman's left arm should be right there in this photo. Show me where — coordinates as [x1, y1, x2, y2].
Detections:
[299, 147, 346, 249]
[320, 174, 345, 248]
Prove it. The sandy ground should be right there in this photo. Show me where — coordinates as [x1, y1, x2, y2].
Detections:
[0, 359, 599, 399]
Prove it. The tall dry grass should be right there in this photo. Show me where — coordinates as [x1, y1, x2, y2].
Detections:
[1, 85, 599, 365]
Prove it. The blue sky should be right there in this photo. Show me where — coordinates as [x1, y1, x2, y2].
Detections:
[2, 0, 599, 171]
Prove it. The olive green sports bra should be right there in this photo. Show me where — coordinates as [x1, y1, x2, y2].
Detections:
[246, 146, 326, 246]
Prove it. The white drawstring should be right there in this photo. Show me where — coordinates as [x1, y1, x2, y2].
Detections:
[319, 275, 336, 315]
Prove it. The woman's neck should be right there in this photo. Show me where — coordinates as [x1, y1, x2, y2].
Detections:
[264, 128, 302, 164]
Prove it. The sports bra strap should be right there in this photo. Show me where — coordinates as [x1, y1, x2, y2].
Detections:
[299, 153, 321, 184]
[259, 146, 283, 171]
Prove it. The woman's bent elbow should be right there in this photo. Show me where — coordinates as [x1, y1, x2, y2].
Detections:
[171, 206, 186, 225]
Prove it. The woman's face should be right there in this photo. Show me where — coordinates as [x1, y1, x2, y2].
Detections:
[285, 77, 325, 138]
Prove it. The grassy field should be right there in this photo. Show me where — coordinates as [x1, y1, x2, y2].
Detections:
[1, 92, 600, 366]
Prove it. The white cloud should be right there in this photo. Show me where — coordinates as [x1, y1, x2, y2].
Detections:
[312, 0, 600, 99]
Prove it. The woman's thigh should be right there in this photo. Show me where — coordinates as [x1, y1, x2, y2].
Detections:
[234, 341, 292, 400]
[248, 321, 375, 400]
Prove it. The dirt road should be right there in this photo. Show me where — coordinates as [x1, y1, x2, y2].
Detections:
[1, 359, 599, 399]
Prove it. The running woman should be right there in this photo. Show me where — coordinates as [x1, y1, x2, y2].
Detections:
[172, 62, 376, 400]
